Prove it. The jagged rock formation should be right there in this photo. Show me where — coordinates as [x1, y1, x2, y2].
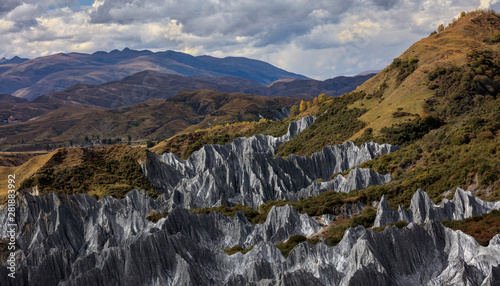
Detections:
[294, 167, 391, 199]
[374, 187, 500, 227]
[142, 116, 398, 209]
[0, 191, 320, 285]
[2, 191, 500, 286]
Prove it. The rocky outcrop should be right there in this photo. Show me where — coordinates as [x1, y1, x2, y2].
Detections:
[2, 190, 500, 285]
[374, 187, 500, 227]
[143, 116, 399, 209]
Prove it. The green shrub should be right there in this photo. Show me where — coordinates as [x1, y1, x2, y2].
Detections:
[146, 210, 169, 223]
[373, 220, 409, 232]
[390, 57, 419, 84]
[276, 234, 316, 257]
[223, 245, 254, 255]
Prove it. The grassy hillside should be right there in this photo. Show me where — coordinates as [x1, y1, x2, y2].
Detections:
[0, 151, 55, 197]
[0, 151, 47, 167]
[0, 145, 157, 201]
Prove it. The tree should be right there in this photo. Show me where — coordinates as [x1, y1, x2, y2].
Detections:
[318, 93, 326, 103]
[127, 135, 132, 145]
[299, 100, 307, 112]
[460, 11, 466, 18]
[306, 101, 312, 109]
[437, 24, 444, 33]
[146, 141, 155, 148]
[313, 97, 319, 105]
[290, 105, 299, 117]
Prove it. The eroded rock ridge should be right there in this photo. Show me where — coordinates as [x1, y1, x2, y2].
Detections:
[374, 187, 500, 227]
[142, 116, 398, 209]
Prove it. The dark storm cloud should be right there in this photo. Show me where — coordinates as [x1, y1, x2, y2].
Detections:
[373, 0, 399, 9]
[0, 0, 22, 14]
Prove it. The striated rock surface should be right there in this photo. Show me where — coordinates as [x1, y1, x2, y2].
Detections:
[0, 191, 321, 285]
[2, 191, 500, 285]
[374, 187, 500, 227]
[294, 167, 391, 199]
[142, 116, 399, 209]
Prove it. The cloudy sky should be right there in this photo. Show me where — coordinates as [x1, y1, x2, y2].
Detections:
[1, 0, 499, 79]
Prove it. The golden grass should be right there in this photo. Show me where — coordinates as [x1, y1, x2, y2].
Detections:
[0, 151, 55, 196]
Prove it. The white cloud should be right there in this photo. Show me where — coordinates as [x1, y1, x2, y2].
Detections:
[480, 0, 500, 9]
[0, 0, 496, 79]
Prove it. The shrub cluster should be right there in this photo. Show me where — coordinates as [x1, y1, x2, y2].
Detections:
[379, 116, 443, 146]
[222, 245, 254, 255]
[146, 210, 169, 223]
[275, 234, 320, 258]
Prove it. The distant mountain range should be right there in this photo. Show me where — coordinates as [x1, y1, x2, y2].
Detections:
[0, 48, 308, 100]
[30, 70, 375, 109]
[0, 56, 29, 65]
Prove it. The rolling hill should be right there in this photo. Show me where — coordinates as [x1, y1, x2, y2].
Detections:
[0, 90, 299, 151]
[30, 70, 375, 109]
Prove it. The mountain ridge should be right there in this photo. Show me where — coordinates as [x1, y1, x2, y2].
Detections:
[0, 48, 308, 100]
